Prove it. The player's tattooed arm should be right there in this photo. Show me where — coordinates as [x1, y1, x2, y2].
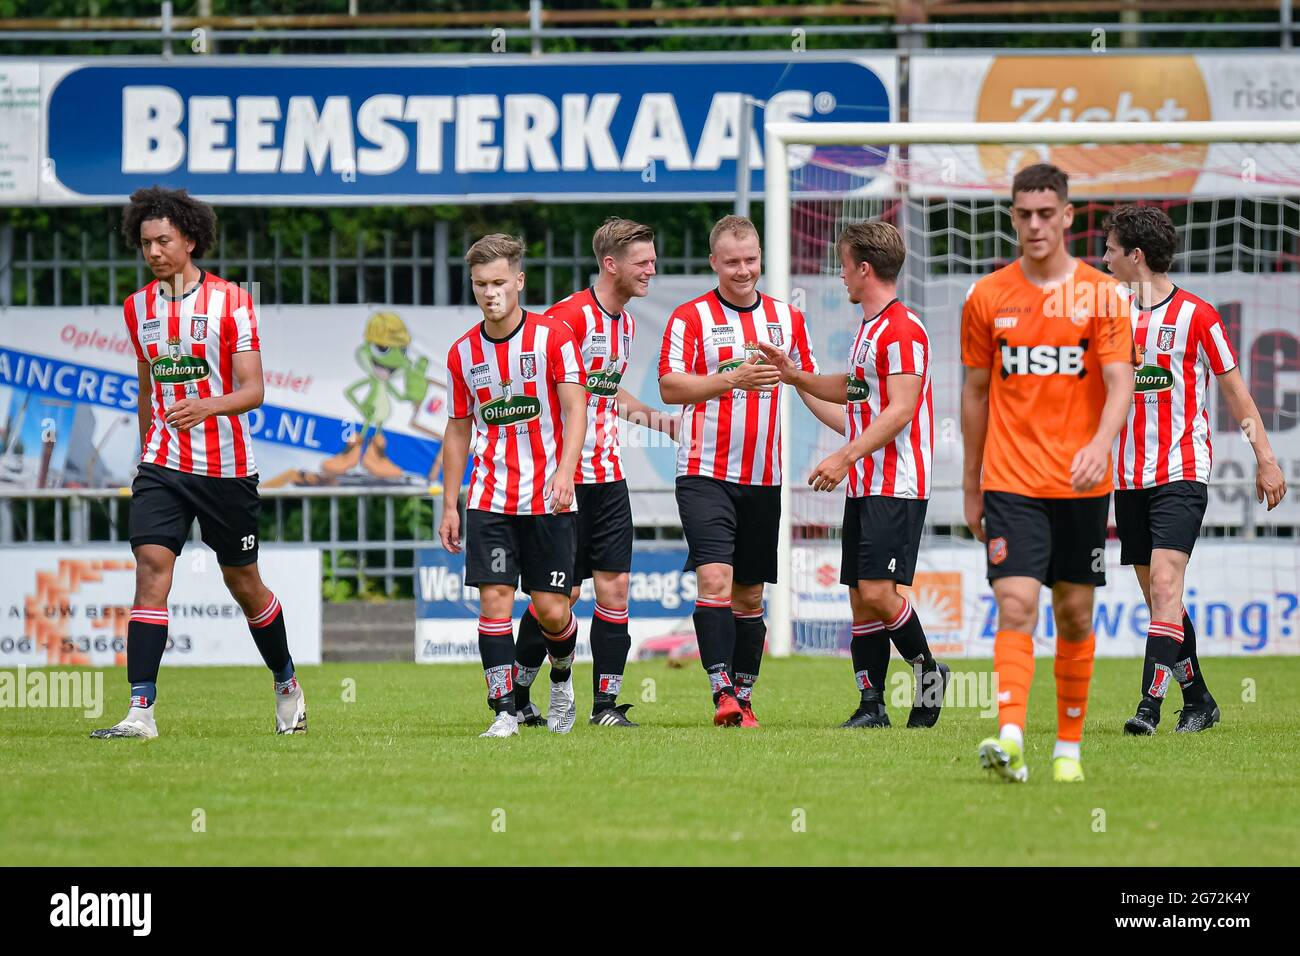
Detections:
[808, 373, 920, 491]
[165, 350, 266, 431]
[961, 366, 991, 542]
[1217, 366, 1288, 510]
[615, 387, 678, 441]
[1071, 360, 1134, 493]
[438, 415, 474, 553]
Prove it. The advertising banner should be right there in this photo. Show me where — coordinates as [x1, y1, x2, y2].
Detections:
[17, 54, 895, 205]
[0, 546, 322, 667]
[908, 54, 1300, 196]
[414, 540, 1300, 661]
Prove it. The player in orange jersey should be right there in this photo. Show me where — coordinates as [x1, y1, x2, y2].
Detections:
[961, 164, 1135, 783]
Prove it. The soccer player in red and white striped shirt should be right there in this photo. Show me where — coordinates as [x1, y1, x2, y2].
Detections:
[761, 222, 947, 729]
[511, 219, 677, 729]
[658, 215, 824, 727]
[438, 234, 589, 738]
[92, 186, 304, 740]
[1103, 204, 1287, 735]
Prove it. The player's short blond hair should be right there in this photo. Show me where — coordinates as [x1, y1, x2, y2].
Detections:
[709, 214, 759, 253]
[838, 221, 905, 282]
[592, 217, 655, 263]
[465, 234, 524, 271]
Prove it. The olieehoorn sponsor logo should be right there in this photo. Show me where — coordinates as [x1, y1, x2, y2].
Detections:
[585, 365, 624, 398]
[846, 375, 871, 403]
[150, 336, 211, 385]
[482, 378, 542, 426]
[1134, 364, 1175, 394]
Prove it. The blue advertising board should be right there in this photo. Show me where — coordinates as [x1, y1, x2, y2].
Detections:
[38, 54, 894, 203]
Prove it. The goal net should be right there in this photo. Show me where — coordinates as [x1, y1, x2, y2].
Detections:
[763, 121, 1300, 660]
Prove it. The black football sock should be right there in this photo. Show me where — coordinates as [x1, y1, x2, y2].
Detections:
[544, 612, 578, 682]
[849, 620, 886, 701]
[1178, 609, 1211, 704]
[590, 603, 631, 713]
[693, 600, 737, 699]
[127, 605, 169, 706]
[247, 592, 294, 683]
[478, 616, 516, 714]
[732, 608, 766, 703]
[884, 597, 935, 670]
[1141, 619, 1185, 707]
[513, 604, 548, 711]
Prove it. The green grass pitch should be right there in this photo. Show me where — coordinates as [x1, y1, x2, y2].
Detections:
[4, 657, 1297, 866]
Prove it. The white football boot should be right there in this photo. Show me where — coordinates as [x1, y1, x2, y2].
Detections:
[274, 676, 307, 735]
[480, 710, 520, 738]
[547, 675, 577, 734]
[90, 704, 159, 739]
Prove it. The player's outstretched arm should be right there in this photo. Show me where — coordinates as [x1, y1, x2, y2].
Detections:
[659, 358, 779, 405]
[545, 382, 588, 513]
[961, 366, 991, 542]
[165, 351, 266, 431]
[616, 387, 678, 441]
[799, 389, 847, 436]
[1217, 367, 1288, 510]
[438, 416, 473, 553]
[756, 342, 848, 405]
[1070, 360, 1134, 493]
[808, 373, 920, 491]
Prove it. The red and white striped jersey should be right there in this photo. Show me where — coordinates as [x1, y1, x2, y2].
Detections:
[447, 312, 585, 515]
[845, 299, 933, 499]
[1115, 286, 1237, 489]
[547, 288, 634, 484]
[659, 289, 818, 486]
[124, 271, 259, 478]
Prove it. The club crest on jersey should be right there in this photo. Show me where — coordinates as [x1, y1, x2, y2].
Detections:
[150, 335, 211, 385]
[483, 378, 542, 427]
[519, 353, 537, 381]
[190, 316, 208, 340]
[855, 339, 870, 366]
[846, 376, 871, 403]
[1157, 326, 1176, 352]
[767, 324, 784, 347]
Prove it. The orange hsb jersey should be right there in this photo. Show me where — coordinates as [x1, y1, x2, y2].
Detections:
[962, 259, 1133, 498]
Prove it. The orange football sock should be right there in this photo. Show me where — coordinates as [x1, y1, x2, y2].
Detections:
[993, 630, 1035, 733]
[1055, 631, 1096, 744]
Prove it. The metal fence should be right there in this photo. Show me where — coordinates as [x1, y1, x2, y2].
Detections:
[0, 480, 1283, 599]
[0, 1, 1293, 52]
[0, 223, 717, 309]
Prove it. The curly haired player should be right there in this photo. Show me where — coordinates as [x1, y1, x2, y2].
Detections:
[93, 186, 305, 739]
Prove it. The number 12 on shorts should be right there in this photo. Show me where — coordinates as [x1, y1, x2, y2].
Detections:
[551, 571, 566, 588]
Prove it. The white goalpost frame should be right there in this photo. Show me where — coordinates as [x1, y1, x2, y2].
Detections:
[763, 119, 1300, 657]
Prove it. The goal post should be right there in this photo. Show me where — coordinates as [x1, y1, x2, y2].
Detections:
[763, 119, 1300, 658]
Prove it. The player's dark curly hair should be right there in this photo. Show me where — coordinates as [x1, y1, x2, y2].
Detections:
[1104, 203, 1178, 274]
[120, 186, 218, 259]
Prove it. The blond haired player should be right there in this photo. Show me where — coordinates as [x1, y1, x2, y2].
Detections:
[962, 164, 1134, 782]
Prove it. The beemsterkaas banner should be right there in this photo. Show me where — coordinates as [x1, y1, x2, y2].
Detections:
[907, 53, 1300, 196]
[0, 546, 321, 667]
[414, 541, 1300, 661]
[6, 53, 895, 205]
